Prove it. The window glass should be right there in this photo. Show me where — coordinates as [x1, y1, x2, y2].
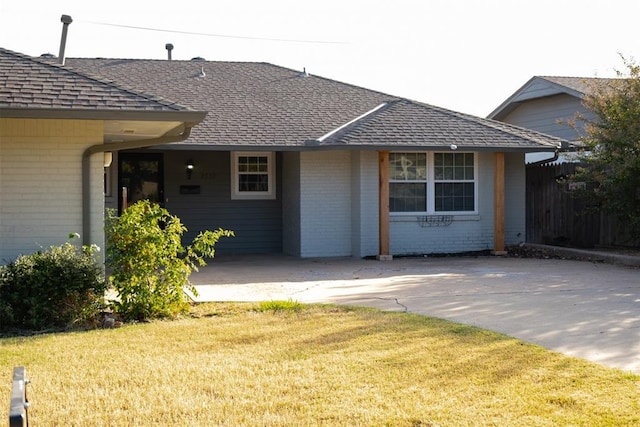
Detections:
[390, 153, 427, 180]
[435, 182, 474, 211]
[390, 183, 427, 212]
[231, 152, 275, 199]
[390, 152, 476, 213]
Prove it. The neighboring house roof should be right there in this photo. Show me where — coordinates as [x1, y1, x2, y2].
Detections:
[66, 57, 563, 152]
[487, 75, 616, 121]
[537, 76, 600, 96]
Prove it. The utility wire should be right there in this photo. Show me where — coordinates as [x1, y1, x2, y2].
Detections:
[83, 21, 347, 45]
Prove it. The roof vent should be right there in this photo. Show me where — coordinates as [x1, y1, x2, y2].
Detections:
[299, 67, 309, 77]
[58, 14, 73, 65]
[191, 56, 206, 61]
[40, 53, 56, 59]
[197, 67, 206, 78]
[165, 43, 174, 60]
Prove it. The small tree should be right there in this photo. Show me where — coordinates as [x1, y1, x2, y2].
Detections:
[106, 200, 233, 321]
[572, 56, 640, 242]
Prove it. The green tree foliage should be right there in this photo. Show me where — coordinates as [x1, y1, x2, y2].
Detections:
[573, 56, 640, 242]
[106, 200, 233, 321]
[0, 235, 106, 331]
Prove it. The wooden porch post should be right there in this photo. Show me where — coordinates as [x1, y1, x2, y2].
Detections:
[493, 152, 507, 255]
[378, 151, 392, 260]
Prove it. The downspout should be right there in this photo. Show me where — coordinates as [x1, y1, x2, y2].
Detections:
[81, 124, 195, 246]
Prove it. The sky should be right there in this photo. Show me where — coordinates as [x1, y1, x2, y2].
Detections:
[0, 0, 637, 117]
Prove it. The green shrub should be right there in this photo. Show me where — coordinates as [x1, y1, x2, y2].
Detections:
[0, 236, 107, 331]
[106, 201, 233, 322]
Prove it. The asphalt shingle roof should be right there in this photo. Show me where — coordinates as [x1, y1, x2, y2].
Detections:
[66, 58, 396, 148]
[60, 57, 563, 151]
[0, 48, 192, 112]
[538, 76, 618, 96]
[318, 99, 564, 150]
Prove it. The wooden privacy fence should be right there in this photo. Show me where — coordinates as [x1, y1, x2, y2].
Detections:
[526, 162, 636, 248]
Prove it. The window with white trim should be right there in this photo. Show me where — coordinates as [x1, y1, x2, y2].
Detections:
[389, 152, 476, 213]
[231, 152, 276, 199]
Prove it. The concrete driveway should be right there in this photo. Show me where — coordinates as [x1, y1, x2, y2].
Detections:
[191, 255, 640, 374]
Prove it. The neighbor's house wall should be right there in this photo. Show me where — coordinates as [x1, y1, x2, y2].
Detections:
[0, 118, 104, 263]
[498, 93, 590, 141]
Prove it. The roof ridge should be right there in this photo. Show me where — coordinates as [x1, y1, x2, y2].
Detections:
[67, 56, 273, 65]
[537, 75, 615, 80]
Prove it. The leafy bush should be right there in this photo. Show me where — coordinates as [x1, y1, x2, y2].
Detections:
[106, 201, 233, 321]
[0, 236, 107, 331]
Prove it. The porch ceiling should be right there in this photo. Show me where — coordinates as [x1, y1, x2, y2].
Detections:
[104, 120, 184, 142]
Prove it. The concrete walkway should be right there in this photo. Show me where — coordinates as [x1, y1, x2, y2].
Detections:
[190, 253, 640, 374]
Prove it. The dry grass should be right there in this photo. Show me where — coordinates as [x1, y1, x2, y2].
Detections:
[1, 303, 639, 426]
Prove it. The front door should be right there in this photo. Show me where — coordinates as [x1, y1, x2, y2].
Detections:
[118, 153, 164, 213]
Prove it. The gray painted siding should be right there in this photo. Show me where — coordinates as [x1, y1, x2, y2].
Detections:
[512, 79, 568, 102]
[389, 152, 495, 255]
[350, 151, 379, 258]
[282, 151, 301, 256]
[501, 94, 591, 141]
[110, 150, 283, 254]
[299, 151, 352, 257]
[167, 151, 283, 254]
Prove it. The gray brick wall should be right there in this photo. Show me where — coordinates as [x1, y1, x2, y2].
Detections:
[299, 151, 352, 257]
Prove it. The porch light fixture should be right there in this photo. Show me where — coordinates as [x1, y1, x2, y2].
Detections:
[186, 159, 195, 180]
[103, 152, 113, 168]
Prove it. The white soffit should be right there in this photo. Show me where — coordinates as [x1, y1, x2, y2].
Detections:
[104, 120, 183, 142]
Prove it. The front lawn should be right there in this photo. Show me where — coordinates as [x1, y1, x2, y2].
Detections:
[1, 303, 638, 426]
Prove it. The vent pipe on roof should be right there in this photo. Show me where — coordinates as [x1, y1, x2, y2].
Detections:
[165, 43, 174, 60]
[58, 14, 73, 65]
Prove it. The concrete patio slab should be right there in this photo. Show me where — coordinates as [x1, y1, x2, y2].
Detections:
[190, 255, 640, 374]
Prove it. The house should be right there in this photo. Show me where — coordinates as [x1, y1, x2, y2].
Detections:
[488, 75, 634, 248]
[487, 76, 614, 163]
[0, 48, 206, 262]
[1, 49, 565, 261]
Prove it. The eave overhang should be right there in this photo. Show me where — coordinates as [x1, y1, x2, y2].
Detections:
[0, 107, 206, 123]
